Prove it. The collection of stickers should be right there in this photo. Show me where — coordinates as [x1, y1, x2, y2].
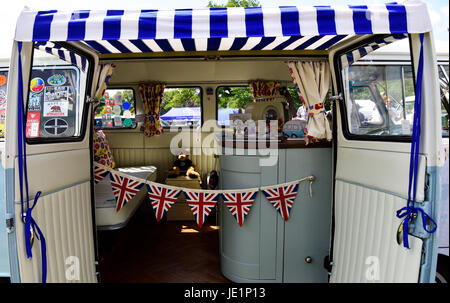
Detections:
[97, 91, 133, 128]
[0, 73, 7, 137]
[26, 73, 74, 138]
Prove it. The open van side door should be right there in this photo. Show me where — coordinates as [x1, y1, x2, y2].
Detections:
[4, 41, 99, 282]
[328, 33, 442, 283]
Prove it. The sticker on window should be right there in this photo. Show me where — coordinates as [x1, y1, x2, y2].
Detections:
[47, 74, 66, 86]
[30, 77, 44, 94]
[43, 101, 69, 117]
[26, 112, 40, 138]
[44, 118, 68, 135]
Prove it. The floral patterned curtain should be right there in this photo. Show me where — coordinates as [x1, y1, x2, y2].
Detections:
[287, 61, 332, 143]
[139, 83, 165, 137]
[249, 80, 281, 101]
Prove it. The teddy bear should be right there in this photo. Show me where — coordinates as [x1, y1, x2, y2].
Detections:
[167, 153, 200, 179]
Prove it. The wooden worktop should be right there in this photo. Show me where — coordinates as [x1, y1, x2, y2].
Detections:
[218, 137, 332, 149]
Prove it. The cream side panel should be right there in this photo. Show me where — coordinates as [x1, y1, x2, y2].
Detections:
[15, 181, 96, 283]
[105, 130, 218, 182]
[336, 147, 426, 202]
[108, 60, 293, 84]
[14, 149, 91, 199]
[330, 180, 423, 283]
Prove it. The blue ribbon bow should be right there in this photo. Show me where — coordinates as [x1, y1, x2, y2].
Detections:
[396, 205, 437, 249]
[24, 191, 47, 283]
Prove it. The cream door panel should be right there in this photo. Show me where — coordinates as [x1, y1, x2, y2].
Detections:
[14, 149, 91, 198]
[330, 180, 423, 283]
[336, 147, 426, 202]
[15, 181, 96, 283]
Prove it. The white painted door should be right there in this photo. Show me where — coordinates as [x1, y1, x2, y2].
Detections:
[328, 33, 442, 283]
[5, 41, 98, 282]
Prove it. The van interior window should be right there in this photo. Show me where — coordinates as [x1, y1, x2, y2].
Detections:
[161, 87, 202, 128]
[216, 86, 252, 126]
[94, 88, 136, 129]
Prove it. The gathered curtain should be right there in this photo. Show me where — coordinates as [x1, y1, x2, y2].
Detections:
[139, 83, 165, 137]
[249, 80, 281, 101]
[287, 61, 332, 142]
[94, 64, 115, 101]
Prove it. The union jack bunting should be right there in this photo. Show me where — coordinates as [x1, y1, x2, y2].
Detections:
[146, 183, 182, 222]
[221, 189, 258, 227]
[261, 181, 299, 221]
[110, 170, 145, 212]
[94, 163, 110, 184]
[184, 190, 220, 228]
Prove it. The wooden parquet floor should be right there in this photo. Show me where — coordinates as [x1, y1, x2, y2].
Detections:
[98, 201, 230, 283]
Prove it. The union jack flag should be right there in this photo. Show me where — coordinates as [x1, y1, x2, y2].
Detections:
[110, 171, 145, 212]
[184, 190, 220, 228]
[94, 163, 110, 184]
[147, 183, 182, 222]
[221, 190, 258, 227]
[261, 182, 299, 221]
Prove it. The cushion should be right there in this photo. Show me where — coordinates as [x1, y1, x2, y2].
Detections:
[93, 130, 116, 169]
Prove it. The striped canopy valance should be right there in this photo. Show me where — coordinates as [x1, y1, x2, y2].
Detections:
[14, 1, 432, 54]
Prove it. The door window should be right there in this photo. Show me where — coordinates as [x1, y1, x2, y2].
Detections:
[26, 42, 91, 141]
[339, 37, 416, 137]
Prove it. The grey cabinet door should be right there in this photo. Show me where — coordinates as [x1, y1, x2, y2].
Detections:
[282, 148, 332, 282]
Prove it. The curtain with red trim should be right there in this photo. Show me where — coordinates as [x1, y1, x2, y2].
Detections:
[287, 61, 331, 143]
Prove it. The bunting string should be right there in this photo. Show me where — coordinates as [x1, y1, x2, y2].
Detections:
[94, 163, 315, 227]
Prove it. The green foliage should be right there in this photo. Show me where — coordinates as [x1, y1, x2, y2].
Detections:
[160, 88, 201, 115]
[207, 0, 260, 8]
[217, 86, 253, 109]
[286, 87, 331, 112]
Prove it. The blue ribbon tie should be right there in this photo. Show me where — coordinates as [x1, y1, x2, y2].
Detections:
[396, 205, 437, 249]
[24, 191, 47, 283]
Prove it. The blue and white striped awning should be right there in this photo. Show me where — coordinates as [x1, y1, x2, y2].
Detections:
[340, 33, 407, 69]
[35, 41, 88, 72]
[14, 1, 432, 54]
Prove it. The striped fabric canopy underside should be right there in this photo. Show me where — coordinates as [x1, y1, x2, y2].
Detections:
[35, 41, 88, 71]
[340, 33, 407, 69]
[80, 35, 348, 54]
[15, 2, 431, 56]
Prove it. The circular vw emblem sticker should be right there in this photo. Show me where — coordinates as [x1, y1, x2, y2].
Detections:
[44, 118, 68, 135]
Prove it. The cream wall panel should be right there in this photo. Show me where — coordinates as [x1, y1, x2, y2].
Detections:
[111, 148, 146, 168]
[104, 130, 219, 184]
[105, 132, 144, 148]
[108, 60, 293, 84]
[330, 180, 423, 283]
[15, 181, 96, 283]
